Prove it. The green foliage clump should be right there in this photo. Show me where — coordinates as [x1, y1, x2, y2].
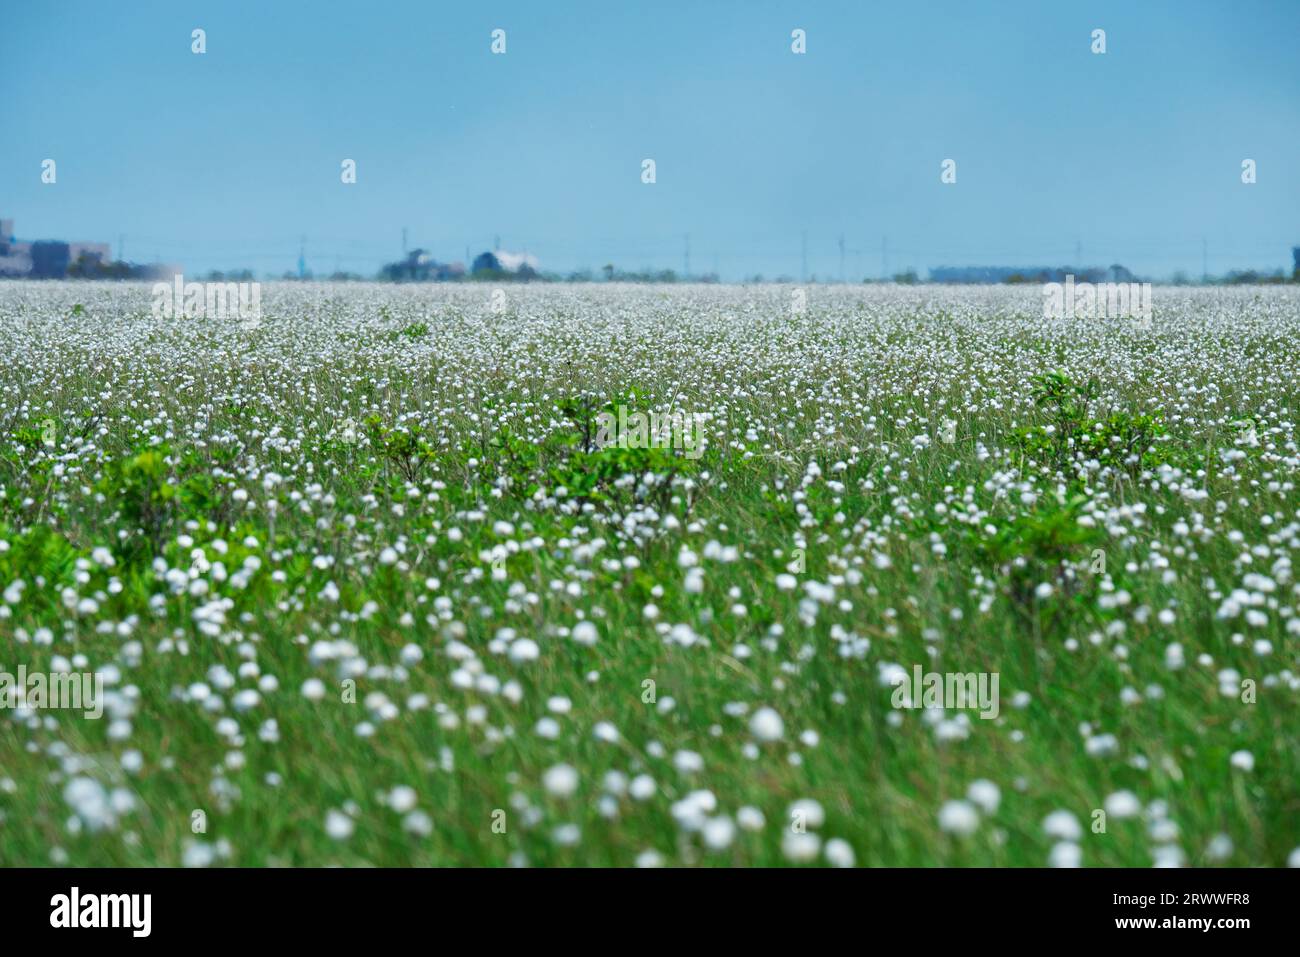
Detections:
[478, 391, 702, 515]
[1015, 370, 1169, 477]
[366, 416, 436, 483]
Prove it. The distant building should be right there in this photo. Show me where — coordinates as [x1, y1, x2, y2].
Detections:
[0, 217, 111, 277]
[472, 249, 539, 277]
[32, 242, 72, 278]
[0, 219, 32, 276]
[381, 248, 466, 282]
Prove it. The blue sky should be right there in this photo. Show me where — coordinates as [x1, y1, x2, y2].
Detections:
[2, 0, 1298, 279]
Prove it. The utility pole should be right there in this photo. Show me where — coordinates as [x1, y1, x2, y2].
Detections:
[801, 230, 808, 282]
[838, 234, 846, 283]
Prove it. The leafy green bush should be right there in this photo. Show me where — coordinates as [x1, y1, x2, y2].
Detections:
[1015, 370, 1168, 477]
[365, 416, 436, 483]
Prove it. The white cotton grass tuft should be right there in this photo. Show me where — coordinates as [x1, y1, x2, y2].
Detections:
[673, 750, 704, 774]
[824, 838, 855, 868]
[736, 806, 765, 831]
[701, 816, 736, 850]
[749, 706, 785, 742]
[938, 800, 979, 836]
[966, 779, 1000, 814]
[387, 786, 417, 813]
[1153, 845, 1186, 868]
[403, 811, 433, 836]
[1103, 790, 1141, 819]
[635, 849, 665, 868]
[1042, 810, 1082, 841]
[542, 763, 579, 798]
[1049, 842, 1082, 867]
[1204, 834, 1233, 862]
[787, 798, 824, 830]
[781, 831, 821, 862]
[508, 638, 540, 662]
[325, 809, 354, 840]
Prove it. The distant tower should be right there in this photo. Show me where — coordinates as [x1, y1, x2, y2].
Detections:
[298, 236, 307, 279]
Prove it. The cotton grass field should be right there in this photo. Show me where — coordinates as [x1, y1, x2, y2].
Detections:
[1, 280, 1298, 867]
